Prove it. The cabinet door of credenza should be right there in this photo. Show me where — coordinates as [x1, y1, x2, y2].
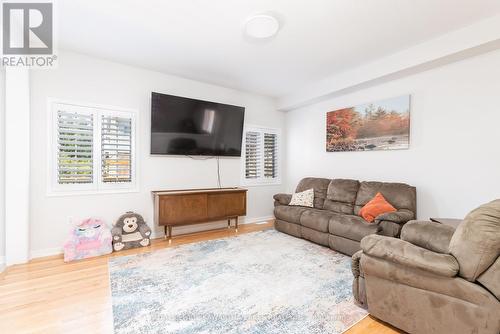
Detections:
[159, 194, 208, 225]
[207, 192, 246, 219]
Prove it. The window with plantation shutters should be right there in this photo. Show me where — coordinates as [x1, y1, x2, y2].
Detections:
[57, 110, 94, 184]
[263, 133, 278, 179]
[49, 101, 136, 194]
[101, 115, 132, 183]
[245, 131, 261, 179]
[242, 127, 280, 185]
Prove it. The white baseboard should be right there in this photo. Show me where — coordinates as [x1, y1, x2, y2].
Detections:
[243, 215, 275, 224]
[30, 247, 63, 259]
[151, 215, 275, 239]
[0, 256, 5, 273]
[28, 216, 276, 261]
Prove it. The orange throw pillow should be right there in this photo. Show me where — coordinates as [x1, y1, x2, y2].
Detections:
[359, 192, 397, 223]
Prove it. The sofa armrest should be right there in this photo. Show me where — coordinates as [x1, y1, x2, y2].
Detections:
[351, 250, 368, 307]
[351, 250, 364, 278]
[374, 209, 414, 224]
[401, 220, 456, 254]
[273, 193, 292, 206]
[361, 235, 459, 277]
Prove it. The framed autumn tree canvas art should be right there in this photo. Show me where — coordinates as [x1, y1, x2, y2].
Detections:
[326, 95, 410, 152]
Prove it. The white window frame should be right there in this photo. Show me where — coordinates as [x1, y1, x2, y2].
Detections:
[241, 125, 281, 186]
[47, 99, 138, 196]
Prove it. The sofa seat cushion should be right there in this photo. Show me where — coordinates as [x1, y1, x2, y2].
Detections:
[329, 213, 381, 241]
[274, 205, 307, 224]
[401, 220, 456, 254]
[300, 209, 335, 232]
[361, 235, 459, 277]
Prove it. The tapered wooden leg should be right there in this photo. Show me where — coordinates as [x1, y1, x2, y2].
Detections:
[235, 216, 238, 231]
[168, 225, 172, 244]
[227, 219, 231, 229]
[164, 225, 167, 240]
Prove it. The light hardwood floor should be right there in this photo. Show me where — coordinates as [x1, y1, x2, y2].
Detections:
[0, 222, 402, 334]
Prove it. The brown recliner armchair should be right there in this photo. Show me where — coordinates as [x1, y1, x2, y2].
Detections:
[352, 199, 500, 334]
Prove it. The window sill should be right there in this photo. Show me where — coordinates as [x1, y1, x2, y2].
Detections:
[46, 188, 139, 197]
[241, 181, 282, 187]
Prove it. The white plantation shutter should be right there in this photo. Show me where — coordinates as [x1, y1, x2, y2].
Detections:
[50, 101, 136, 193]
[101, 114, 132, 183]
[243, 127, 280, 185]
[56, 110, 94, 184]
[263, 133, 278, 179]
[245, 131, 261, 179]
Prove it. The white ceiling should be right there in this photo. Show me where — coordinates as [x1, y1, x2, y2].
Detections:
[57, 0, 500, 98]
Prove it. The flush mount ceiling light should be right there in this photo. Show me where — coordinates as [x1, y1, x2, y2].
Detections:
[244, 14, 280, 40]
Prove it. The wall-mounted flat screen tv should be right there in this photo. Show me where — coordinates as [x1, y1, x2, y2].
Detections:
[150, 92, 245, 156]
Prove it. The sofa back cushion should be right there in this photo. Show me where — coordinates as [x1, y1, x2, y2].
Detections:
[323, 179, 360, 214]
[295, 177, 331, 209]
[354, 181, 416, 216]
[449, 199, 500, 281]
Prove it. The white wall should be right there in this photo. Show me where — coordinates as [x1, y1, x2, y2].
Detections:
[5, 68, 30, 265]
[0, 69, 5, 269]
[285, 49, 500, 219]
[30, 51, 285, 257]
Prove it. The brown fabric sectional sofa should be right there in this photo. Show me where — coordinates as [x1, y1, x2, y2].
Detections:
[273, 177, 416, 256]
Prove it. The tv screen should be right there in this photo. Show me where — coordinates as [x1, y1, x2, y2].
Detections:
[150, 92, 245, 156]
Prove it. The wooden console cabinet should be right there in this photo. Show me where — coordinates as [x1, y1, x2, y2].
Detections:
[152, 188, 247, 241]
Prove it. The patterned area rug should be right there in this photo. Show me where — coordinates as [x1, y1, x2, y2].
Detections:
[109, 230, 367, 334]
